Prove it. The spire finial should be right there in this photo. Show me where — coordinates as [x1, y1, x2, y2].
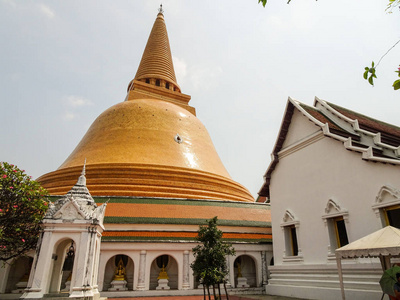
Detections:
[132, 2, 181, 93]
[82, 158, 86, 176]
[158, 4, 163, 14]
[76, 159, 87, 187]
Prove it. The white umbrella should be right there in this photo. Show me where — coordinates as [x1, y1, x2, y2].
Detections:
[335, 226, 400, 300]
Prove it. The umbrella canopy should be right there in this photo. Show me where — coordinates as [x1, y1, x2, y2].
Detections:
[335, 226, 400, 300]
[380, 265, 400, 297]
[336, 226, 400, 259]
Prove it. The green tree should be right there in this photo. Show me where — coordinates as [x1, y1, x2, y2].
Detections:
[0, 162, 48, 261]
[191, 217, 235, 300]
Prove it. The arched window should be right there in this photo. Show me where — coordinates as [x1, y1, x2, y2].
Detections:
[281, 210, 302, 260]
[322, 199, 349, 255]
[373, 185, 400, 229]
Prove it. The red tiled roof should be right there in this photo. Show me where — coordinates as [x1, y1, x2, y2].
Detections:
[328, 102, 400, 146]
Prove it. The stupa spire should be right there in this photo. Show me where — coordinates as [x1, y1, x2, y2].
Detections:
[132, 6, 180, 92]
[37, 8, 254, 202]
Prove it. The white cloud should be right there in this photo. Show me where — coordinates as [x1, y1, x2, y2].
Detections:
[63, 112, 75, 121]
[62, 96, 93, 121]
[64, 96, 93, 108]
[38, 4, 55, 19]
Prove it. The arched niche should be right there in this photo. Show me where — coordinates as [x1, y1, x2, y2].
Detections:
[5, 256, 33, 293]
[150, 255, 178, 290]
[103, 255, 134, 291]
[233, 255, 257, 287]
[49, 238, 76, 294]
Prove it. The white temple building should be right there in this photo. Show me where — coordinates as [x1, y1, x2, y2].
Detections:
[258, 97, 400, 300]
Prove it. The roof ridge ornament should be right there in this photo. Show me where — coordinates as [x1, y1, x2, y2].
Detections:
[158, 4, 164, 15]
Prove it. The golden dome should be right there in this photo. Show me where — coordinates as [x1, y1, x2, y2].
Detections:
[60, 100, 228, 174]
[38, 99, 254, 202]
[37, 10, 254, 203]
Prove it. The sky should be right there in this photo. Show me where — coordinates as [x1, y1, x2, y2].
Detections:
[0, 0, 399, 199]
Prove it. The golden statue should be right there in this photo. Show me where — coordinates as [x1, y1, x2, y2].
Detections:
[157, 264, 169, 280]
[113, 258, 126, 281]
[237, 262, 243, 278]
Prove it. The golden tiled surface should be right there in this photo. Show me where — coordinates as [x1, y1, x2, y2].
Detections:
[38, 101, 254, 202]
[58, 100, 228, 175]
[134, 13, 180, 91]
[103, 202, 269, 221]
[127, 80, 196, 115]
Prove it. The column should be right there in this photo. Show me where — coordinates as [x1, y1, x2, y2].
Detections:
[225, 255, 231, 288]
[137, 250, 147, 290]
[21, 231, 54, 299]
[229, 255, 235, 288]
[182, 250, 190, 289]
[70, 230, 91, 298]
[82, 226, 98, 296]
[91, 234, 102, 293]
[261, 251, 268, 287]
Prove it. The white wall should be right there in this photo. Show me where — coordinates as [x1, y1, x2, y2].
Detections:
[267, 110, 400, 299]
[271, 133, 400, 265]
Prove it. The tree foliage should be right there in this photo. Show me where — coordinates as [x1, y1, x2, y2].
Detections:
[387, 0, 400, 12]
[191, 217, 235, 300]
[363, 61, 378, 86]
[0, 162, 48, 261]
[363, 39, 400, 90]
[258, 0, 400, 90]
[394, 66, 400, 90]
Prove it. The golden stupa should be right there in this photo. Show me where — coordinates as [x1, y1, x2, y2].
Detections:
[38, 10, 254, 203]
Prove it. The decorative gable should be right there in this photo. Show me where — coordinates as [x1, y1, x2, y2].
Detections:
[375, 185, 400, 204]
[52, 198, 88, 220]
[44, 164, 107, 225]
[281, 108, 321, 150]
[322, 199, 348, 223]
[281, 210, 299, 227]
[372, 185, 400, 217]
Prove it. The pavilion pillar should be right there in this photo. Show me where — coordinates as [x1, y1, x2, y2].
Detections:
[21, 231, 54, 299]
[261, 251, 268, 287]
[182, 250, 190, 289]
[137, 250, 147, 290]
[225, 255, 232, 288]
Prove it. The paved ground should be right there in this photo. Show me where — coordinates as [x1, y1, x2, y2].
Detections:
[108, 295, 302, 300]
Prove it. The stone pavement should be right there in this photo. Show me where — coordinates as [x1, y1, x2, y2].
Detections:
[108, 295, 302, 300]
